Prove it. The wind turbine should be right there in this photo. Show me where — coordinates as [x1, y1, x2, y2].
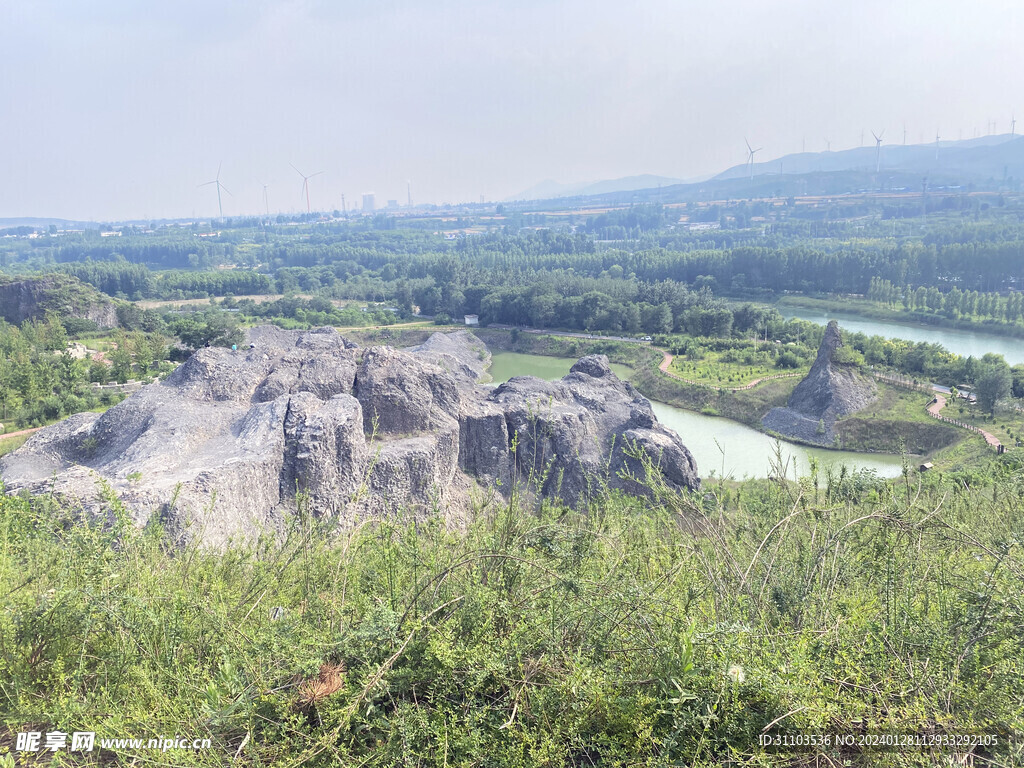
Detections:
[935, 130, 940, 161]
[291, 164, 324, 214]
[744, 139, 762, 181]
[260, 182, 271, 217]
[871, 130, 884, 173]
[199, 163, 231, 218]
[1012, 114, 1017, 136]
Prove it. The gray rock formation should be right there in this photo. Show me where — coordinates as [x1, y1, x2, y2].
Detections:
[762, 320, 876, 445]
[407, 330, 491, 384]
[1, 328, 699, 547]
[490, 354, 701, 502]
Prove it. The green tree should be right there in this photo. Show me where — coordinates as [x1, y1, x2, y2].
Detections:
[168, 312, 242, 350]
[1011, 364, 1024, 399]
[89, 359, 109, 384]
[56, 351, 86, 389]
[975, 361, 1011, 415]
[109, 348, 133, 384]
[42, 313, 69, 352]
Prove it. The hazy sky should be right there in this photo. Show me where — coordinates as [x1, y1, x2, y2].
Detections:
[1, 0, 1021, 220]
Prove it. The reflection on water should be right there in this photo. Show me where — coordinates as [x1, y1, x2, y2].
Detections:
[488, 351, 905, 480]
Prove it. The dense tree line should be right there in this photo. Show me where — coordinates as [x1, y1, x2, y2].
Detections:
[868, 277, 1024, 323]
[58, 262, 273, 300]
[0, 316, 168, 429]
[225, 296, 399, 330]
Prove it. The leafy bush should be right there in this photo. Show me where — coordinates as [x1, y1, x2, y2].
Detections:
[775, 350, 803, 369]
[831, 345, 865, 367]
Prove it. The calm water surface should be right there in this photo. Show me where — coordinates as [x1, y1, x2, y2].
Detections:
[488, 352, 905, 480]
[777, 302, 1024, 365]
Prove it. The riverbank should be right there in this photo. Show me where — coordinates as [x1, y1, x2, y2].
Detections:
[361, 325, 974, 464]
[470, 327, 966, 458]
[488, 350, 906, 480]
[775, 294, 1024, 341]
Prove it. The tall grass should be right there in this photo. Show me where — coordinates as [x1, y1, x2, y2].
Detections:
[0, 460, 1022, 766]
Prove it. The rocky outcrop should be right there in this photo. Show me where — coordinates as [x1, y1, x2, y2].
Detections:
[407, 330, 491, 384]
[762, 321, 876, 445]
[1, 329, 699, 547]
[486, 355, 699, 502]
[0, 274, 118, 328]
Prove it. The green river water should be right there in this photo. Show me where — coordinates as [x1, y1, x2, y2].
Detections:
[777, 302, 1024, 365]
[488, 352, 906, 481]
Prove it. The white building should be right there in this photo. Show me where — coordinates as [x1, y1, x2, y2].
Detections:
[362, 193, 376, 212]
[464, 314, 479, 326]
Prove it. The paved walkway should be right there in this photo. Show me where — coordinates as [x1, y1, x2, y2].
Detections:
[926, 393, 1002, 448]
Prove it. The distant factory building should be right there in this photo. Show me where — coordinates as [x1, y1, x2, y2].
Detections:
[464, 314, 479, 326]
[362, 193, 375, 212]
[387, 199, 399, 209]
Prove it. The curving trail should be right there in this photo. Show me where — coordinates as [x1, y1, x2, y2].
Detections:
[0, 426, 43, 442]
[926, 393, 1002, 448]
[658, 350, 801, 392]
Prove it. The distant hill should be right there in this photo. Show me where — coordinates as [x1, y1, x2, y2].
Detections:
[0, 217, 101, 231]
[509, 134, 1024, 208]
[509, 174, 694, 201]
[715, 134, 1024, 182]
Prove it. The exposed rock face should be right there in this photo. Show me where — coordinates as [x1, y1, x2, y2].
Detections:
[762, 320, 876, 445]
[0, 274, 118, 328]
[407, 330, 490, 384]
[1, 329, 699, 547]
[486, 355, 699, 502]
[354, 347, 461, 434]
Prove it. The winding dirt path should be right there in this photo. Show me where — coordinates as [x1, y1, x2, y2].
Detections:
[658, 350, 801, 392]
[0, 426, 44, 442]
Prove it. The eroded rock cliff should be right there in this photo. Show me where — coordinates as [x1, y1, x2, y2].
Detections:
[0, 274, 118, 328]
[1, 328, 699, 546]
[762, 320, 876, 445]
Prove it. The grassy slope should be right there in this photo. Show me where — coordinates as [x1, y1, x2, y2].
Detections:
[667, 351, 809, 388]
[835, 384, 962, 455]
[942, 399, 1024, 448]
[1, 467, 1021, 766]
[0, 434, 28, 458]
